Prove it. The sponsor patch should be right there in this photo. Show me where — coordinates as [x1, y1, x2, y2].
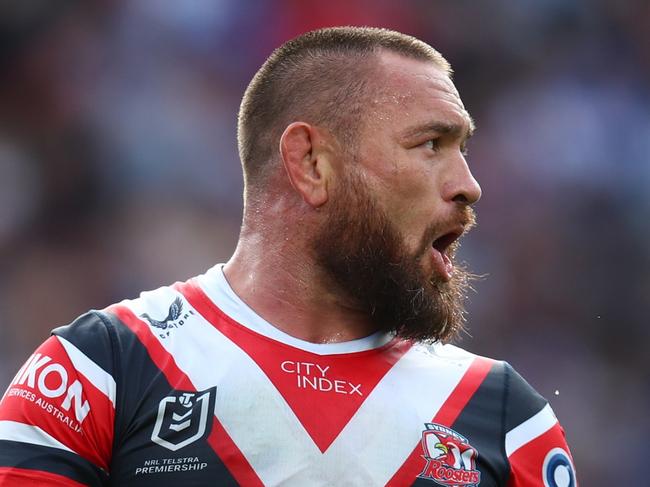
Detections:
[542, 448, 575, 487]
[5, 350, 90, 432]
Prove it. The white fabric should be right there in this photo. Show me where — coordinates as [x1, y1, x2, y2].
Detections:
[56, 336, 116, 407]
[0, 420, 75, 453]
[120, 277, 478, 486]
[197, 264, 394, 355]
[505, 403, 557, 457]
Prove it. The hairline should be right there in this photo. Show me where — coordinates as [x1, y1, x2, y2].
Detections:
[238, 29, 452, 201]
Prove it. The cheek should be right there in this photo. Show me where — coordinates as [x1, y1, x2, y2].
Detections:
[382, 198, 434, 257]
[359, 148, 441, 247]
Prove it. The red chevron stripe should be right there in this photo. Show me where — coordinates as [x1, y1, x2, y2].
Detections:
[385, 355, 494, 486]
[176, 279, 412, 453]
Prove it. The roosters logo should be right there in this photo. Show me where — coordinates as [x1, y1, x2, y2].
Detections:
[418, 423, 481, 486]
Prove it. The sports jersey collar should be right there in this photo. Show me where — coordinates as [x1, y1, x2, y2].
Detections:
[196, 264, 394, 355]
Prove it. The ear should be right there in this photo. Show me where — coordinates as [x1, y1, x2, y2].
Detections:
[279, 122, 333, 207]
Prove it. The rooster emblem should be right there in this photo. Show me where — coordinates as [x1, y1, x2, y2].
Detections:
[419, 423, 481, 486]
[427, 434, 475, 470]
[141, 297, 183, 330]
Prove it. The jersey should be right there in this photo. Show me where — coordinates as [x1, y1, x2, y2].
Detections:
[0, 264, 577, 486]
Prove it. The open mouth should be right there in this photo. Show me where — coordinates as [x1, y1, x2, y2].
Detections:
[432, 231, 462, 255]
[430, 229, 463, 281]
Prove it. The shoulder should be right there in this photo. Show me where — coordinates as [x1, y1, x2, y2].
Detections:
[51, 311, 116, 371]
[51, 280, 187, 352]
[96, 279, 201, 344]
[408, 343, 550, 405]
[407, 341, 506, 381]
[111, 282, 186, 322]
[410, 341, 490, 363]
[404, 343, 557, 435]
[501, 362, 550, 432]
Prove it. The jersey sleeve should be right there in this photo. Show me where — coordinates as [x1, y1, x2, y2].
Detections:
[0, 312, 116, 486]
[503, 362, 578, 487]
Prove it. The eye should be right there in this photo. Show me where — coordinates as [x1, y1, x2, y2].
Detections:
[423, 138, 441, 152]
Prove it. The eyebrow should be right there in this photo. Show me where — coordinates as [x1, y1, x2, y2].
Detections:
[401, 119, 475, 142]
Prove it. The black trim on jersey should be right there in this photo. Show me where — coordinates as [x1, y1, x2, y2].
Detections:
[452, 361, 509, 486]
[411, 361, 510, 487]
[503, 362, 548, 433]
[0, 439, 108, 486]
[52, 312, 115, 375]
[93, 311, 240, 487]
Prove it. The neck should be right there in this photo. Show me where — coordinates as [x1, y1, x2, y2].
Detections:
[223, 221, 378, 344]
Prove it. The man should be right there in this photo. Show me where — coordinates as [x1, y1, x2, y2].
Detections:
[0, 27, 576, 486]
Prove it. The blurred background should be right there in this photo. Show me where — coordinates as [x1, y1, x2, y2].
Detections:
[0, 0, 648, 484]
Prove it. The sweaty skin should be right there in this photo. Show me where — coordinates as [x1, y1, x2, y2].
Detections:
[357, 52, 479, 278]
[224, 50, 481, 344]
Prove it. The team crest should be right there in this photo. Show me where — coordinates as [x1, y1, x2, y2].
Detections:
[151, 387, 216, 451]
[418, 423, 481, 486]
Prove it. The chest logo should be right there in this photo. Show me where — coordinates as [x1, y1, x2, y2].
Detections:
[418, 423, 481, 486]
[151, 387, 216, 451]
[140, 297, 195, 338]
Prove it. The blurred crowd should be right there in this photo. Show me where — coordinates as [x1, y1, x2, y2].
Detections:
[1, 1, 648, 484]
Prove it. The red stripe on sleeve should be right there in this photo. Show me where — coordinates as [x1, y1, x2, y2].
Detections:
[507, 423, 577, 487]
[0, 466, 87, 486]
[106, 304, 263, 486]
[0, 337, 113, 471]
[385, 356, 494, 486]
[54, 338, 114, 470]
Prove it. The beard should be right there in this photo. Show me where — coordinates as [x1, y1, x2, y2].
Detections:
[312, 170, 476, 343]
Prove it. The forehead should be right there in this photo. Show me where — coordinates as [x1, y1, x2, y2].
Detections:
[367, 51, 473, 136]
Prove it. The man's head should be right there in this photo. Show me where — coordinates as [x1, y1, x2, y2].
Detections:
[237, 27, 481, 343]
[237, 26, 450, 190]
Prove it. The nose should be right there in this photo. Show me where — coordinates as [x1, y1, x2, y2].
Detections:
[444, 156, 482, 205]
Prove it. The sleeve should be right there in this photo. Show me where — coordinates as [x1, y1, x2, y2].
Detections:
[0, 312, 116, 486]
[503, 363, 578, 487]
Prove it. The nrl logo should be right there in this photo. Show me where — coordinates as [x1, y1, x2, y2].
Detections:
[151, 387, 216, 451]
[418, 423, 481, 487]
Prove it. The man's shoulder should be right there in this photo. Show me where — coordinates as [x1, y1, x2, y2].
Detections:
[406, 342, 549, 405]
[408, 341, 499, 369]
[48, 276, 208, 367]
[120, 283, 185, 322]
[50, 279, 180, 336]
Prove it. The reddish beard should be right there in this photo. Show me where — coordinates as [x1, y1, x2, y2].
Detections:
[312, 170, 476, 343]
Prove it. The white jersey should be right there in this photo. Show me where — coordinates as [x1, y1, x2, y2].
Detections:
[0, 264, 576, 486]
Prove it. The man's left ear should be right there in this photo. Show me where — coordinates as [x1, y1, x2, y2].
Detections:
[279, 122, 334, 208]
